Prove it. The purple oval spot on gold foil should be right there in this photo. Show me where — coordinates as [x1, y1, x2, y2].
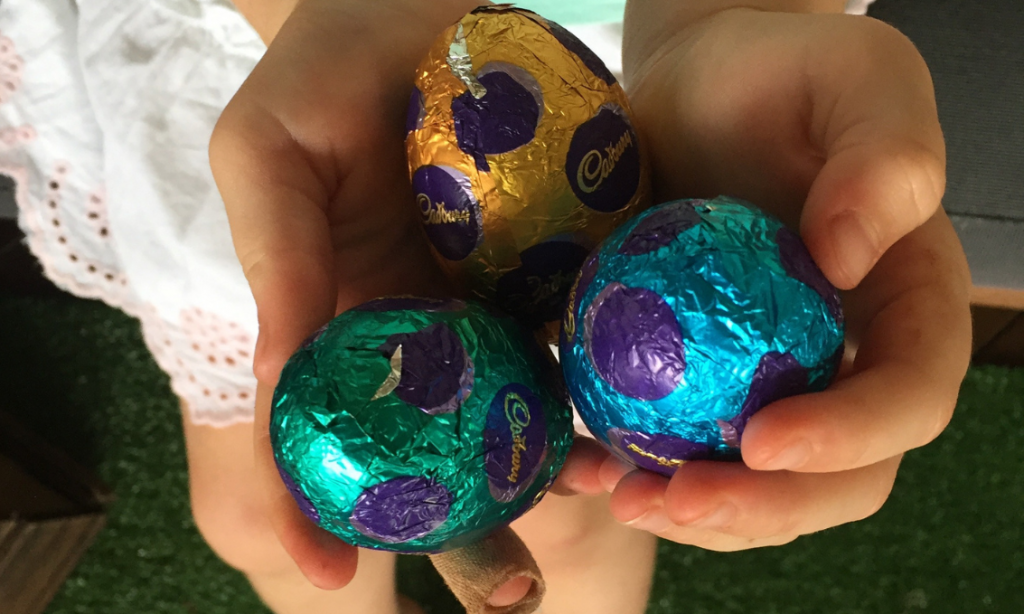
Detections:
[607, 428, 711, 477]
[355, 297, 466, 313]
[544, 20, 617, 85]
[276, 462, 320, 524]
[484, 383, 548, 503]
[452, 68, 541, 172]
[725, 352, 808, 444]
[350, 477, 452, 544]
[776, 227, 843, 325]
[586, 285, 685, 401]
[405, 87, 425, 136]
[618, 201, 700, 255]
[566, 105, 641, 213]
[378, 323, 473, 415]
[495, 240, 591, 327]
[412, 165, 483, 261]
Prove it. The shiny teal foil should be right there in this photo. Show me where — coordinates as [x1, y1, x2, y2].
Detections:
[559, 197, 845, 476]
[271, 298, 573, 553]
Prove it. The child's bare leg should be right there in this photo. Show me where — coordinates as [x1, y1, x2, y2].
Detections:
[512, 492, 657, 614]
[181, 405, 417, 614]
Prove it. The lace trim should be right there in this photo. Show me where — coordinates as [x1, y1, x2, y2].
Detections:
[2, 161, 257, 426]
[0, 35, 24, 104]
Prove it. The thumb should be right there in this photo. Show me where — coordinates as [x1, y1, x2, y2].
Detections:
[800, 20, 946, 290]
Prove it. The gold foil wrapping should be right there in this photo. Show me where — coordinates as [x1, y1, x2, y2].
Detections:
[406, 5, 651, 333]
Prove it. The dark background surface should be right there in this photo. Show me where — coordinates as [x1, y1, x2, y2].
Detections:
[871, 0, 1024, 291]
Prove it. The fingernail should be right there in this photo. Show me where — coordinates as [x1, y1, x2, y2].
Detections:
[487, 575, 534, 607]
[686, 503, 737, 530]
[598, 456, 634, 492]
[830, 211, 879, 285]
[758, 440, 812, 470]
[625, 507, 674, 533]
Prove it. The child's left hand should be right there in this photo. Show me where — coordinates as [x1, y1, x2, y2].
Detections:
[554, 3, 973, 551]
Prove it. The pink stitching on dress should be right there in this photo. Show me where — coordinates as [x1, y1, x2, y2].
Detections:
[2, 161, 257, 427]
[0, 125, 35, 149]
[0, 35, 24, 105]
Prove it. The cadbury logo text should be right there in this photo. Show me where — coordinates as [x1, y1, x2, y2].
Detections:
[418, 193, 472, 225]
[504, 392, 532, 484]
[626, 443, 685, 469]
[576, 130, 634, 194]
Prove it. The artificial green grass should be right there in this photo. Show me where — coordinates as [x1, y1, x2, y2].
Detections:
[1, 291, 1022, 614]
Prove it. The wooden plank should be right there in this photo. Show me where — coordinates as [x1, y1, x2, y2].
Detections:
[28, 515, 106, 614]
[970, 306, 1021, 354]
[971, 285, 1024, 310]
[0, 411, 114, 514]
[0, 515, 107, 614]
[974, 312, 1024, 367]
[0, 455, 79, 518]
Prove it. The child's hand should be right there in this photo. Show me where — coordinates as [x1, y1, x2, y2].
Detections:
[210, 0, 483, 589]
[554, 2, 972, 549]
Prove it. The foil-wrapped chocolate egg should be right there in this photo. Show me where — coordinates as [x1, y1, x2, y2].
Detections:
[272, 297, 573, 552]
[559, 197, 845, 476]
[406, 6, 652, 334]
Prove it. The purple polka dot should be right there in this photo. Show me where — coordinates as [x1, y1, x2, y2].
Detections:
[413, 165, 483, 261]
[483, 383, 549, 503]
[607, 428, 712, 477]
[495, 240, 590, 327]
[618, 201, 701, 256]
[378, 323, 473, 415]
[544, 20, 617, 85]
[566, 105, 642, 213]
[776, 227, 843, 325]
[350, 477, 452, 544]
[276, 462, 320, 524]
[355, 297, 466, 313]
[405, 87, 425, 136]
[586, 284, 685, 401]
[723, 352, 809, 446]
[452, 67, 541, 172]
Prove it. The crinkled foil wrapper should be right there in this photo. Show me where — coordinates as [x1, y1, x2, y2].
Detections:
[271, 298, 573, 553]
[406, 5, 652, 335]
[559, 197, 845, 476]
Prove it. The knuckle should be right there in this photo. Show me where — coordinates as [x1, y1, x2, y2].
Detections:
[894, 141, 947, 223]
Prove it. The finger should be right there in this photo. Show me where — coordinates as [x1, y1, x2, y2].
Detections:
[661, 456, 900, 539]
[550, 437, 613, 496]
[801, 18, 945, 289]
[607, 471, 799, 552]
[254, 381, 358, 589]
[210, 98, 338, 384]
[743, 212, 971, 473]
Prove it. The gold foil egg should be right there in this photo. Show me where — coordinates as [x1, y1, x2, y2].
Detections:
[406, 5, 651, 337]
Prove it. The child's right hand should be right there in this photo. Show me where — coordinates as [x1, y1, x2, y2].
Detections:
[210, 0, 484, 590]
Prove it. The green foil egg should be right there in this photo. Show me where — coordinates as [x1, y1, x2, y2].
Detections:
[270, 297, 574, 553]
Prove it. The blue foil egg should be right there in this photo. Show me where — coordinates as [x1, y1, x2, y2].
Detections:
[558, 196, 845, 475]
